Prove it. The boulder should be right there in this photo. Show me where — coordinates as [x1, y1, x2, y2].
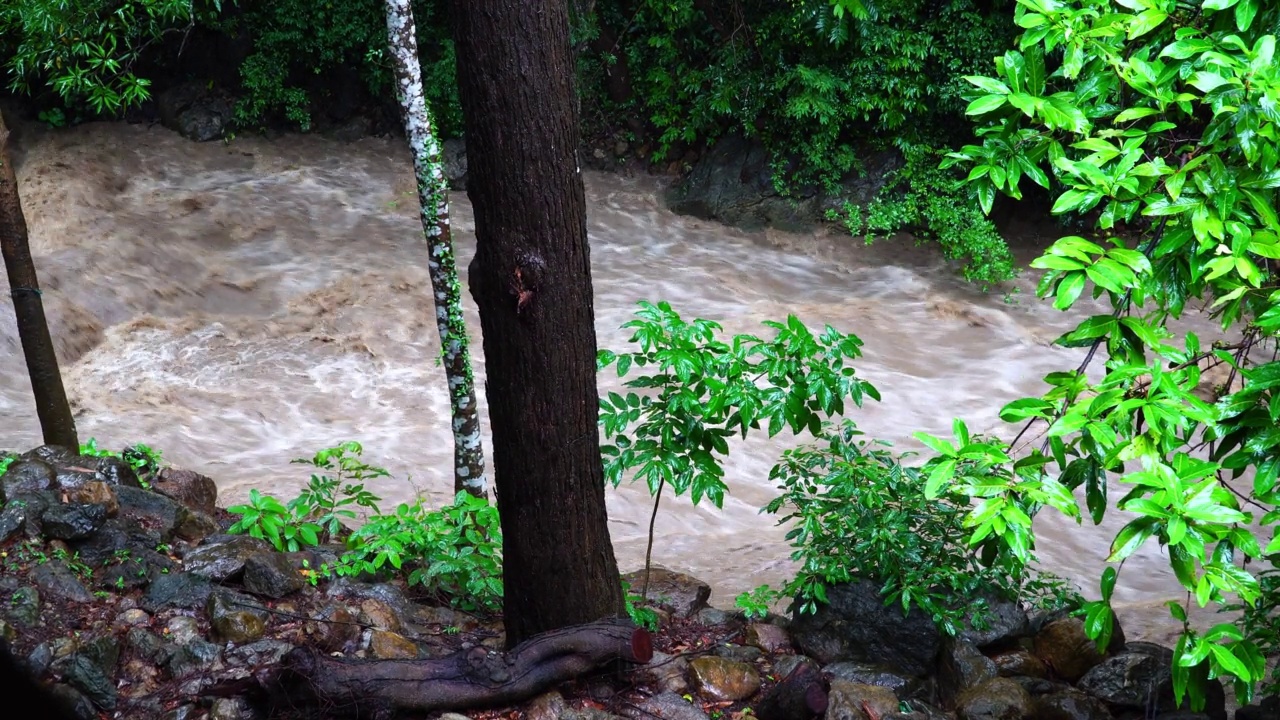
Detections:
[938, 639, 999, 704]
[826, 681, 902, 720]
[66, 482, 119, 517]
[822, 661, 917, 697]
[958, 596, 1030, 649]
[621, 566, 712, 618]
[990, 649, 1047, 678]
[1032, 690, 1114, 720]
[151, 468, 219, 514]
[955, 677, 1032, 720]
[688, 656, 761, 701]
[789, 580, 941, 676]
[141, 571, 212, 613]
[41, 502, 108, 540]
[746, 622, 793, 653]
[183, 534, 272, 581]
[157, 80, 235, 142]
[0, 460, 56, 499]
[30, 561, 93, 602]
[242, 551, 305, 598]
[1077, 643, 1226, 720]
[369, 630, 419, 659]
[1033, 617, 1107, 682]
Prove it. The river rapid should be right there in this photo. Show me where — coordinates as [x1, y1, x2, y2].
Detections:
[0, 120, 1239, 644]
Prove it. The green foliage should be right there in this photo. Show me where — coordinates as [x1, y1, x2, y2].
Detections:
[290, 441, 385, 543]
[79, 438, 166, 487]
[931, 0, 1280, 707]
[0, 452, 14, 478]
[622, 580, 660, 630]
[0, 0, 194, 117]
[598, 300, 879, 508]
[228, 487, 322, 552]
[331, 490, 503, 614]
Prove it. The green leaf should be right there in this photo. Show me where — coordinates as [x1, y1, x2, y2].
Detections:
[966, 94, 1010, 116]
[914, 432, 958, 457]
[1108, 516, 1159, 561]
[925, 459, 957, 499]
[964, 75, 1011, 94]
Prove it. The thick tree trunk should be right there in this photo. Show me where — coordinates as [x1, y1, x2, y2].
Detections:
[448, 0, 626, 646]
[0, 113, 78, 450]
[383, 0, 486, 497]
[265, 619, 651, 717]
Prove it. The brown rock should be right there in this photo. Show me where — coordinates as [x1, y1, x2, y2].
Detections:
[212, 610, 266, 644]
[956, 677, 1032, 720]
[1033, 618, 1106, 682]
[644, 651, 691, 694]
[689, 656, 761, 702]
[991, 649, 1047, 678]
[359, 598, 403, 632]
[745, 622, 792, 653]
[310, 606, 361, 654]
[173, 506, 219, 543]
[68, 481, 119, 517]
[826, 681, 900, 720]
[525, 690, 569, 720]
[620, 566, 711, 618]
[369, 630, 419, 659]
[152, 468, 218, 514]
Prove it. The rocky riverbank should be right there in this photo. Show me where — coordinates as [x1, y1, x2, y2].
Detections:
[1, 445, 1273, 720]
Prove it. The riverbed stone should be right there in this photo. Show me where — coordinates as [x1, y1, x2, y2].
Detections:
[689, 656, 761, 701]
[59, 652, 117, 709]
[67, 481, 119, 517]
[643, 651, 690, 693]
[167, 639, 221, 677]
[525, 689, 568, 720]
[142, 571, 212, 612]
[1, 460, 56, 499]
[991, 649, 1047, 678]
[0, 494, 37, 541]
[209, 697, 254, 720]
[959, 596, 1031, 649]
[308, 605, 361, 654]
[789, 579, 941, 676]
[173, 506, 219, 543]
[7, 586, 41, 626]
[826, 681, 901, 720]
[30, 560, 93, 602]
[1033, 617, 1106, 682]
[956, 677, 1032, 720]
[773, 654, 820, 682]
[243, 551, 304, 598]
[48, 683, 98, 720]
[183, 534, 271, 581]
[621, 691, 710, 720]
[823, 661, 915, 696]
[157, 80, 235, 142]
[621, 567, 711, 618]
[116, 485, 181, 538]
[369, 630, 419, 659]
[1078, 643, 1226, 720]
[41, 502, 109, 540]
[713, 642, 763, 663]
[939, 639, 999, 704]
[1032, 689, 1114, 720]
[745, 622, 792, 653]
[152, 468, 219, 514]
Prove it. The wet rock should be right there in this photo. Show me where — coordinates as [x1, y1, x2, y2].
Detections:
[173, 506, 220, 543]
[116, 485, 182, 538]
[1033, 617, 1107, 682]
[826, 681, 901, 720]
[210, 697, 255, 720]
[48, 683, 98, 720]
[746, 622, 792, 653]
[621, 690, 711, 720]
[688, 656, 761, 701]
[939, 639, 999, 704]
[183, 534, 272, 581]
[59, 653, 117, 709]
[0, 494, 37, 541]
[41, 502, 109, 540]
[1237, 700, 1280, 720]
[308, 605, 361, 654]
[959, 596, 1031, 649]
[621, 566, 712, 618]
[0, 617, 12, 643]
[991, 649, 1047, 678]
[956, 677, 1032, 720]
[525, 690, 569, 720]
[1078, 643, 1225, 720]
[93, 456, 141, 488]
[1032, 690, 1114, 720]
[127, 628, 169, 665]
[67, 481, 119, 517]
[77, 633, 121, 672]
[359, 597, 404, 632]
[714, 643, 764, 663]
[225, 638, 294, 667]
[0, 460, 56, 499]
[26, 642, 53, 676]
[113, 608, 151, 627]
[157, 80, 235, 142]
[6, 585, 41, 625]
[31, 560, 93, 602]
[152, 468, 219, 514]
[211, 607, 266, 643]
[643, 651, 690, 693]
[162, 706, 200, 720]
[823, 661, 916, 696]
[695, 607, 739, 626]
[773, 654, 820, 681]
[369, 629, 419, 659]
[167, 615, 202, 645]
[20, 444, 78, 464]
[142, 571, 212, 612]
[243, 551, 305, 598]
[167, 639, 221, 677]
[789, 579, 941, 675]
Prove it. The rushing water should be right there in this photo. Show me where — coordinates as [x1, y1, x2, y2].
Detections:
[0, 120, 1239, 644]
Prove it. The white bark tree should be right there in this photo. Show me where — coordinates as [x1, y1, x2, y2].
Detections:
[383, 0, 486, 497]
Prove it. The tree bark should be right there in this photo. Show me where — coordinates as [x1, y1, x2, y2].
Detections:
[0, 112, 78, 450]
[266, 619, 651, 717]
[383, 0, 486, 498]
[448, 0, 626, 646]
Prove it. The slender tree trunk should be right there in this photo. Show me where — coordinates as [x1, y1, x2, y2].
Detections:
[0, 112, 78, 450]
[449, 0, 625, 646]
[383, 0, 486, 497]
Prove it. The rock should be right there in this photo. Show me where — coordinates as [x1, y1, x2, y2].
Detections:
[48, 683, 98, 720]
[442, 137, 469, 190]
[152, 468, 219, 514]
[1237, 697, 1280, 720]
[714, 643, 764, 663]
[113, 609, 151, 627]
[746, 622, 792, 653]
[167, 615, 203, 645]
[688, 656, 761, 701]
[959, 597, 1030, 649]
[76, 633, 121, 672]
[0, 460, 56, 499]
[173, 506, 220, 543]
[621, 691, 711, 720]
[225, 638, 294, 667]
[826, 681, 901, 720]
[183, 534, 272, 581]
[621, 567, 712, 618]
[6, 586, 41, 625]
[643, 651, 690, 693]
[1033, 617, 1107, 682]
[59, 653, 117, 710]
[369, 630, 419, 659]
[93, 456, 141, 488]
[991, 649, 1047, 678]
[243, 551, 305, 598]
[116, 485, 182, 538]
[0, 617, 12, 643]
[956, 677, 1032, 720]
[525, 690, 568, 720]
[939, 639, 999, 704]
[0, 494, 39, 541]
[207, 589, 268, 636]
[789, 579, 941, 676]
[359, 597, 404, 632]
[695, 607, 739, 625]
[210, 697, 254, 720]
[26, 642, 53, 676]
[157, 80, 235, 142]
[167, 639, 221, 677]
[823, 661, 916, 696]
[162, 705, 200, 720]
[67, 482, 119, 517]
[142, 572, 212, 612]
[126, 628, 169, 665]
[309, 605, 361, 654]
[211, 608, 266, 643]
[31, 560, 93, 602]
[1078, 643, 1226, 720]
[773, 654, 820, 681]
[1032, 690, 1114, 720]
[41, 502, 109, 540]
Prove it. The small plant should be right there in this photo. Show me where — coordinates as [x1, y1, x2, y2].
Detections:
[289, 441, 386, 544]
[228, 488, 322, 552]
[622, 580, 659, 630]
[733, 585, 779, 620]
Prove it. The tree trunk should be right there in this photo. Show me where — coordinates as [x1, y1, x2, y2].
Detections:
[448, 0, 626, 646]
[0, 112, 78, 450]
[383, 0, 486, 498]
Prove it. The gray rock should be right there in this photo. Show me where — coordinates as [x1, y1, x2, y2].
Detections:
[442, 138, 468, 191]
[1078, 643, 1226, 720]
[141, 572, 212, 612]
[773, 654, 820, 682]
[48, 683, 98, 720]
[59, 653, 116, 710]
[157, 80, 235, 142]
[714, 643, 764, 663]
[621, 691, 710, 720]
[30, 560, 93, 602]
[1032, 690, 1114, 720]
[745, 622, 792, 653]
[0, 493, 46, 542]
[1237, 697, 1280, 720]
[41, 502, 108, 540]
[26, 642, 53, 676]
[162, 706, 200, 720]
[823, 661, 916, 696]
[620, 566, 711, 618]
[0, 460, 56, 499]
[167, 615, 202, 645]
[167, 639, 221, 677]
[695, 606, 739, 625]
[939, 639, 999, 704]
[225, 638, 294, 667]
[956, 677, 1032, 720]
[6, 586, 41, 625]
[92, 456, 141, 488]
[243, 551, 305, 598]
[642, 651, 690, 694]
[126, 628, 169, 665]
[210, 697, 255, 720]
[183, 534, 272, 581]
[173, 506, 220, 543]
[525, 690, 568, 720]
[789, 579, 941, 676]
[959, 597, 1030, 649]
[116, 485, 182, 539]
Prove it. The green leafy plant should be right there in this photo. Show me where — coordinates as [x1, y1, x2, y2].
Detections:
[622, 580, 660, 630]
[289, 441, 385, 544]
[227, 488, 321, 552]
[733, 585, 778, 620]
